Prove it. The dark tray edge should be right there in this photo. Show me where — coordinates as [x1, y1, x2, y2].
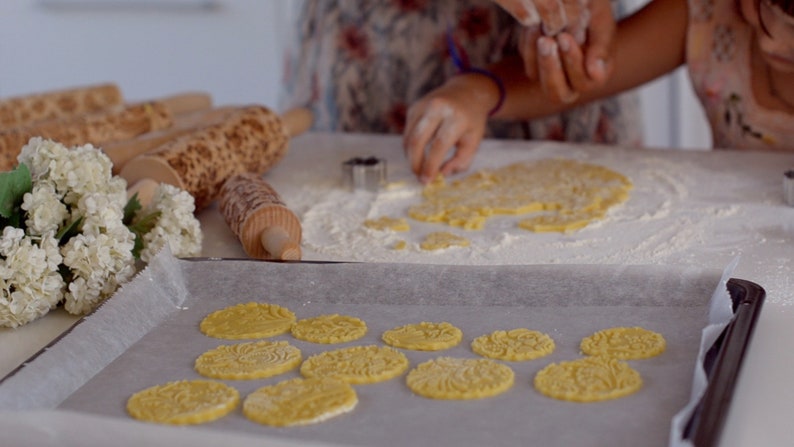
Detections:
[684, 278, 766, 447]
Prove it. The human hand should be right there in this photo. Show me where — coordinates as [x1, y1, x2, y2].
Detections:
[494, 0, 616, 102]
[402, 75, 496, 183]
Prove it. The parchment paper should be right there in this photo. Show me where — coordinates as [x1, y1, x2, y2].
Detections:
[0, 250, 731, 447]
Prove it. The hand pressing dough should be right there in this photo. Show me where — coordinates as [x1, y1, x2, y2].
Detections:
[243, 377, 357, 427]
[300, 344, 409, 384]
[291, 314, 368, 344]
[534, 355, 643, 402]
[419, 232, 471, 251]
[200, 302, 296, 340]
[408, 159, 632, 232]
[580, 326, 666, 359]
[382, 321, 463, 351]
[471, 328, 555, 361]
[194, 340, 302, 380]
[406, 357, 515, 400]
[126, 380, 239, 425]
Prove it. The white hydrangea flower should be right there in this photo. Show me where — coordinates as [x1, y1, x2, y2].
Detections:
[17, 137, 70, 181]
[0, 228, 64, 328]
[21, 182, 69, 236]
[74, 192, 128, 236]
[138, 184, 203, 263]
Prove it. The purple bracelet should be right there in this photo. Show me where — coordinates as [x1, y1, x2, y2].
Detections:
[446, 28, 506, 116]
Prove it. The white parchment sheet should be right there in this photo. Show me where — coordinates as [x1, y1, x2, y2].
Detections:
[0, 251, 735, 447]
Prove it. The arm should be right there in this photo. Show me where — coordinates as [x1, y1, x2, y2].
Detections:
[403, 0, 689, 183]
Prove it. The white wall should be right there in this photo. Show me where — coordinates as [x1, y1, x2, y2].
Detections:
[0, 0, 711, 150]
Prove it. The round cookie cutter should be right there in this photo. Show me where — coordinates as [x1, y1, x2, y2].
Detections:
[785, 170, 794, 207]
[342, 156, 387, 192]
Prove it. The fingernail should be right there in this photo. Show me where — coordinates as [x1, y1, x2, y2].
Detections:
[538, 38, 557, 56]
[557, 35, 570, 52]
[589, 58, 606, 78]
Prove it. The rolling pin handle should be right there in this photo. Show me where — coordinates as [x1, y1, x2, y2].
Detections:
[280, 107, 314, 138]
[261, 226, 301, 261]
[126, 177, 160, 207]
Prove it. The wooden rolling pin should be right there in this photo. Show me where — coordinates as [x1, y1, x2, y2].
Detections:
[0, 101, 173, 171]
[104, 106, 235, 173]
[0, 83, 123, 129]
[120, 106, 313, 211]
[220, 172, 302, 260]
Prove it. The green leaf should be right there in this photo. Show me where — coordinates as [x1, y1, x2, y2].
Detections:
[0, 164, 32, 225]
[123, 193, 142, 226]
[127, 211, 161, 260]
[57, 216, 83, 242]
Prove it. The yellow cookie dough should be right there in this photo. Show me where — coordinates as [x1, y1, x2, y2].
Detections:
[534, 355, 643, 402]
[194, 340, 302, 380]
[364, 216, 410, 232]
[382, 321, 463, 351]
[243, 377, 357, 427]
[408, 159, 632, 233]
[291, 314, 368, 344]
[127, 380, 239, 425]
[419, 232, 471, 251]
[406, 357, 515, 400]
[471, 328, 556, 361]
[580, 326, 666, 360]
[200, 302, 296, 340]
[300, 344, 409, 384]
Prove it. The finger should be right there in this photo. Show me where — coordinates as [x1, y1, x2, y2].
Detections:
[440, 131, 481, 177]
[534, 0, 568, 36]
[583, 0, 616, 83]
[403, 104, 447, 177]
[420, 118, 466, 183]
[492, 0, 541, 26]
[537, 37, 578, 103]
[518, 26, 542, 80]
[556, 33, 589, 93]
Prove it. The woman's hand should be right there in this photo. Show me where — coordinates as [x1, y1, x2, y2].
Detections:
[402, 74, 498, 183]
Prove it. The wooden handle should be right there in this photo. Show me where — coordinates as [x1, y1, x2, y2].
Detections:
[261, 226, 301, 261]
[104, 106, 236, 173]
[148, 92, 213, 116]
[126, 177, 160, 206]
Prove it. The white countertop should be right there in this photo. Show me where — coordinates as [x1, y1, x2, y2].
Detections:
[1, 132, 793, 446]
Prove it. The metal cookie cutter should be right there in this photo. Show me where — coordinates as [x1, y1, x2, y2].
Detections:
[785, 170, 794, 207]
[342, 156, 387, 192]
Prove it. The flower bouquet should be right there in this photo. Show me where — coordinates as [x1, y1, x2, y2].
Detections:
[0, 137, 202, 328]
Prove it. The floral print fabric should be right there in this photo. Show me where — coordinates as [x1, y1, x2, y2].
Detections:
[281, 0, 643, 146]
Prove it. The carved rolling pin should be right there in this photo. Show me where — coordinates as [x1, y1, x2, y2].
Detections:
[220, 173, 302, 261]
[0, 83, 123, 129]
[120, 106, 313, 211]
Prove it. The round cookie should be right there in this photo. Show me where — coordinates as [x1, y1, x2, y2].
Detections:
[534, 356, 643, 402]
[243, 377, 357, 427]
[127, 380, 239, 425]
[194, 340, 302, 380]
[300, 344, 409, 384]
[406, 357, 515, 400]
[471, 328, 555, 361]
[382, 321, 463, 351]
[199, 302, 295, 340]
[580, 326, 666, 360]
[291, 314, 368, 344]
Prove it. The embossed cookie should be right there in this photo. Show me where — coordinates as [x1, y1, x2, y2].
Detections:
[291, 314, 368, 344]
[194, 340, 302, 380]
[406, 357, 515, 400]
[382, 321, 463, 351]
[126, 380, 239, 425]
[243, 377, 357, 427]
[534, 356, 643, 402]
[471, 328, 555, 361]
[300, 344, 409, 384]
[199, 302, 296, 340]
[580, 326, 666, 359]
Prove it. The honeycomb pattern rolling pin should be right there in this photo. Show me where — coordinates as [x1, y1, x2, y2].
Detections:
[220, 172, 302, 261]
[120, 106, 313, 211]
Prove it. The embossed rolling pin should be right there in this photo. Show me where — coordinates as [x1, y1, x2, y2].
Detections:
[220, 172, 302, 261]
[120, 106, 313, 211]
[0, 101, 173, 171]
[0, 83, 123, 129]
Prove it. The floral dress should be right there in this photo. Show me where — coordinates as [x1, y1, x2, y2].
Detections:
[687, 0, 794, 149]
[281, 0, 643, 146]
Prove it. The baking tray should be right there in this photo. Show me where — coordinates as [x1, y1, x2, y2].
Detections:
[0, 256, 764, 447]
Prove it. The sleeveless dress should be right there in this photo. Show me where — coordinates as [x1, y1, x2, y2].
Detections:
[281, 0, 643, 146]
[687, 0, 794, 150]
